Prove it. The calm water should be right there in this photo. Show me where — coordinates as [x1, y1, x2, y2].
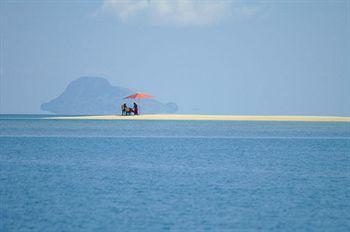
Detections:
[1, 115, 349, 231]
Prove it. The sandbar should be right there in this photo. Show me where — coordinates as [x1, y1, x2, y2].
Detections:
[47, 114, 350, 122]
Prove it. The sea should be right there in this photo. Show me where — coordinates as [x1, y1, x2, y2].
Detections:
[1, 114, 349, 231]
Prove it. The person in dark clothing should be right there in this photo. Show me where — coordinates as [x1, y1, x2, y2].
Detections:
[133, 102, 138, 115]
[121, 103, 127, 116]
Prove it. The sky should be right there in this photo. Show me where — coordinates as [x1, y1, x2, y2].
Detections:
[0, 0, 349, 116]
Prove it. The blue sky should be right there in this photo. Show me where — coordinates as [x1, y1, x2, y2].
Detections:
[0, 0, 349, 115]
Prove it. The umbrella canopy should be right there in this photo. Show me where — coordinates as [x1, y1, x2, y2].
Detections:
[124, 93, 153, 99]
[123, 93, 153, 115]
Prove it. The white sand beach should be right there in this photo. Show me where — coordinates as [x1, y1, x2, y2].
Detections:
[49, 114, 350, 122]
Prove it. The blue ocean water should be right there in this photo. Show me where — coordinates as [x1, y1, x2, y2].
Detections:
[1, 115, 349, 231]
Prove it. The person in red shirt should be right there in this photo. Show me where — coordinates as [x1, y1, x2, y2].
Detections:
[133, 102, 138, 115]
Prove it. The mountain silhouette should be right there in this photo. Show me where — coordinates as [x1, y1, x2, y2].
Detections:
[41, 76, 178, 115]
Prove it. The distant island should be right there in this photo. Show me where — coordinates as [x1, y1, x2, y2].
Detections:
[41, 76, 178, 115]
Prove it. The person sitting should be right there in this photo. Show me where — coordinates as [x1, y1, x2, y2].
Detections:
[133, 102, 138, 115]
[125, 106, 133, 116]
[121, 103, 127, 116]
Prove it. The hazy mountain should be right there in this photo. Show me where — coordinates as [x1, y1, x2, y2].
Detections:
[41, 76, 178, 115]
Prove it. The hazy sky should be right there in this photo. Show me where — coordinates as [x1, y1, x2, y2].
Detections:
[1, 0, 349, 115]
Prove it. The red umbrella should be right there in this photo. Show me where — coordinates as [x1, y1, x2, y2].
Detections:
[123, 93, 153, 115]
[124, 93, 153, 99]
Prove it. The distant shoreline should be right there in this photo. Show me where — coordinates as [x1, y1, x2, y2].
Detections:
[46, 114, 350, 122]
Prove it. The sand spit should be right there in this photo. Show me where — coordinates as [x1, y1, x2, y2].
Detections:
[47, 114, 350, 122]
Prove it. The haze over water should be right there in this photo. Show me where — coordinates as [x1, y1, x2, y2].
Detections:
[1, 115, 349, 231]
[1, 1, 349, 116]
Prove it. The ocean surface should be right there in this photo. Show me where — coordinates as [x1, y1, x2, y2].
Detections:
[1, 115, 349, 231]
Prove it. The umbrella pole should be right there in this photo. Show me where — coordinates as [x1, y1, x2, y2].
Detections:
[138, 98, 141, 115]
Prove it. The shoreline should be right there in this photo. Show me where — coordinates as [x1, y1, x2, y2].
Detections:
[47, 114, 350, 122]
